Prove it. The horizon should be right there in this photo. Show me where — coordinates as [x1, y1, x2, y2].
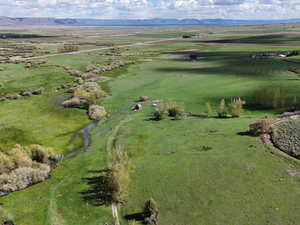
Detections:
[0, 0, 300, 20]
[2, 16, 300, 21]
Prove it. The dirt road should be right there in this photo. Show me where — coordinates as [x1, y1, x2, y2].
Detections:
[24, 38, 177, 60]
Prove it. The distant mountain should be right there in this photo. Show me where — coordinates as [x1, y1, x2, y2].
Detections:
[1, 17, 300, 26]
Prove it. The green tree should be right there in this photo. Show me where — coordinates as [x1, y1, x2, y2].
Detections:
[204, 102, 212, 116]
[218, 99, 227, 118]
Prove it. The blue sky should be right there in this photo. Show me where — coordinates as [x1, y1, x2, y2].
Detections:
[0, 0, 300, 19]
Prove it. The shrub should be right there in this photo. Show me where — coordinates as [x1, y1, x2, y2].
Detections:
[166, 101, 184, 118]
[153, 102, 168, 120]
[62, 97, 88, 109]
[74, 82, 108, 105]
[143, 198, 159, 225]
[254, 87, 286, 109]
[153, 109, 167, 121]
[8, 145, 32, 169]
[88, 105, 107, 121]
[228, 97, 246, 118]
[25, 144, 55, 163]
[0, 166, 50, 196]
[58, 44, 79, 53]
[249, 119, 273, 136]
[139, 96, 149, 102]
[152, 101, 184, 120]
[218, 99, 227, 118]
[204, 102, 212, 116]
[0, 152, 14, 174]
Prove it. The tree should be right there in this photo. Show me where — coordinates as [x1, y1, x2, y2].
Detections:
[228, 97, 246, 118]
[218, 99, 227, 118]
[204, 102, 212, 117]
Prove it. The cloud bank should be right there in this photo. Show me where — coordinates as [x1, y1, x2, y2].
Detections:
[0, 0, 300, 19]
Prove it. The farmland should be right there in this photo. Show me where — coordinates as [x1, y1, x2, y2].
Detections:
[1, 23, 300, 225]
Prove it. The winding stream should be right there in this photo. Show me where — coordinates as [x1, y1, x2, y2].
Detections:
[63, 121, 98, 159]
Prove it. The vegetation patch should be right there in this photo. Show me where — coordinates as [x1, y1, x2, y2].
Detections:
[271, 119, 300, 158]
[0, 144, 56, 197]
[0, 127, 39, 151]
[253, 87, 287, 109]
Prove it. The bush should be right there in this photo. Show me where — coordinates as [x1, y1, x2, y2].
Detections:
[249, 119, 273, 136]
[153, 101, 184, 120]
[153, 102, 168, 120]
[25, 144, 55, 163]
[88, 105, 107, 121]
[254, 87, 286, 109]
[0, 166, 50, 196]
[139, 96, 149, 102]
[143, 198, 159, 225]
[153, 109, 167, 121]
[0, 152, 14, 174]
[228, 97, 246, 118]
[58, 44, 79, 53]
[8, 145, 32, 169]
[73, 82, 107, 105]
[166, 101, 184, 118]
[218, 99, 227, 118]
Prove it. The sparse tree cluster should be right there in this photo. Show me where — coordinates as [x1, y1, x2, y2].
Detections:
[107, 145, 130, 204]
[254, 87, 286, 109]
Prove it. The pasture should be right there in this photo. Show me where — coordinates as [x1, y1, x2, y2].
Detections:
[1, 24, 300, 225]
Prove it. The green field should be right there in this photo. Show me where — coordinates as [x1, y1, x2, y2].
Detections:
[1, 26, 300, 225]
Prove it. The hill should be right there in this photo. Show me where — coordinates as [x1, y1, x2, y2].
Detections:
[1, 17, 300, 26]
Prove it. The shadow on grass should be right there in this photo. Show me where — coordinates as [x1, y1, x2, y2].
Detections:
[237, 131, 252, 136]
[124, 212, 145, 222]
[80, 169, 114, 206]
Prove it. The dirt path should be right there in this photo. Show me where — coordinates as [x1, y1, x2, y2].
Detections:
[112, 203, 120, 225]
[48, 182, 66, 225]
[23, 38, 177, 60]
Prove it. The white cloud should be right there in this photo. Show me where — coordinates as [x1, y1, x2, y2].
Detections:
[0, 0, 299, 19]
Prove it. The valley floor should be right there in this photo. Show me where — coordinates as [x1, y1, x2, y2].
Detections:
[1, 25, 300, 225]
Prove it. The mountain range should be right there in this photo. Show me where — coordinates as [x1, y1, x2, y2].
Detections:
[1, 17, 300, 26]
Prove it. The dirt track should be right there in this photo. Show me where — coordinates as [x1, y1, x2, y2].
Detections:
[23, 38, 177, 60]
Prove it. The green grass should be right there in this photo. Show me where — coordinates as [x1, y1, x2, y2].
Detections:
[1, 31, 300, 225]
[46, 53, 106, 71]
[0, 63, 89, 153]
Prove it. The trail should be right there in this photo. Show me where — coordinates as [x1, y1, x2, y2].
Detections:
[48, 184, 66, 225]
[23, 38, 177, 60]
[112, 203, 120, 225]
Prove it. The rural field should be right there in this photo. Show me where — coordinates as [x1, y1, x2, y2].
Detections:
[1, 23, 300, 225]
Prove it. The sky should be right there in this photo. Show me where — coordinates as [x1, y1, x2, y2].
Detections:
[0, 0, 300, 20]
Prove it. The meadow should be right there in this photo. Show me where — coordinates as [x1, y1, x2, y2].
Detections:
[1, 24, 300, 225]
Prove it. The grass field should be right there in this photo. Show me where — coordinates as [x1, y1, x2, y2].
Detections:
[1, 26, 300, 225]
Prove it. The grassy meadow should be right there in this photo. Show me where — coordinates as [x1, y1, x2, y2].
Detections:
[1, 25, 300, 225]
